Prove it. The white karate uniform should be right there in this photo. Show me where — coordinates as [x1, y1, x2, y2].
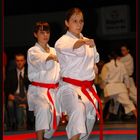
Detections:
[120, 53, 137, 104]
[101, 59, 135, 114]
[55, 31, 99, 140]
[27, 43, 60, 138]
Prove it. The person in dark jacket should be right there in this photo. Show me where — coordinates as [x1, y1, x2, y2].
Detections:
[5, 53, 32, 130]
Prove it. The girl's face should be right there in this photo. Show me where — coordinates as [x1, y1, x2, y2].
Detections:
[65, 12, 84, 38]
[34, 30, 50, 45]
[121, 46, 129, 56]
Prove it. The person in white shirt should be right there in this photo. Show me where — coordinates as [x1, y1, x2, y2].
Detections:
[27, 21, 60, 140]
[119, 45, 137, 105]
[101, 52, 137, 119]
[55, 8, 103, 140]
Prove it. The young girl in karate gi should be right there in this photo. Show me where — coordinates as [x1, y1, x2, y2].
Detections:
[27, 21, 60, 140]
[55, 8, 103, 140]
[101, 52, 137, 119]
[120, 45, 137, 105]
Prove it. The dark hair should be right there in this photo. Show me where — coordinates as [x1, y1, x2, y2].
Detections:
[121, 45, 129, 50]
[120, 43, 130, 50]
[33, 21, 50, 33]
[65, 7, 83, 22]
[15, 53, 25, 57]
[108, 51, 118, 67]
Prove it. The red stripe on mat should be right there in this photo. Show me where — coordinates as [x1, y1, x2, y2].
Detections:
[3, 130, 137, 140]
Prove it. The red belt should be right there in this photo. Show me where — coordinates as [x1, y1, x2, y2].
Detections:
[31, 81, 58, 130]
[63, 77, 103, 140]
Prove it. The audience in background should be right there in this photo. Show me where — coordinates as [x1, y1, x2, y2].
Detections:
[5, 53, 32, 130]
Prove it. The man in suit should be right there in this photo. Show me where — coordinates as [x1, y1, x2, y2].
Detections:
[5, 53, 32, 130]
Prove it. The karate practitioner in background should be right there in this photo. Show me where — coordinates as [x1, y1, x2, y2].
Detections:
[55, 8, 103, 140]
[27, 21, 60, 140]
[101, 52, 137, 119]
[119, 45, 137, 105]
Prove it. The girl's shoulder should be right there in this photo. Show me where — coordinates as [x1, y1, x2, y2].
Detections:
[55, 34, 71, 45]
[28, 45, 40, 52]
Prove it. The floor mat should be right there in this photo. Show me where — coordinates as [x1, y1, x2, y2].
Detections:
[3, 129, 137, 140]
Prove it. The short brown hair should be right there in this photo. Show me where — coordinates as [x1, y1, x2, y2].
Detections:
[65, 7, 83, 22]
[33, 21, 50, 33]
[14, 53, 25, 59]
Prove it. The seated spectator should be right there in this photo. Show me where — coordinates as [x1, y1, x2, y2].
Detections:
[5, 53, 31, 130]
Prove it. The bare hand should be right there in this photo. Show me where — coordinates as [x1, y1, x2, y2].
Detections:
[8, 94, 15, 100]
[73, 39, 85, 49]
[84, 39, 95, 47]
[73, 38, 95, 49]
[46, 54, 59, 62]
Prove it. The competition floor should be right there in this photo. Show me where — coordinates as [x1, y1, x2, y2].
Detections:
[4, 121, 137, 140]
